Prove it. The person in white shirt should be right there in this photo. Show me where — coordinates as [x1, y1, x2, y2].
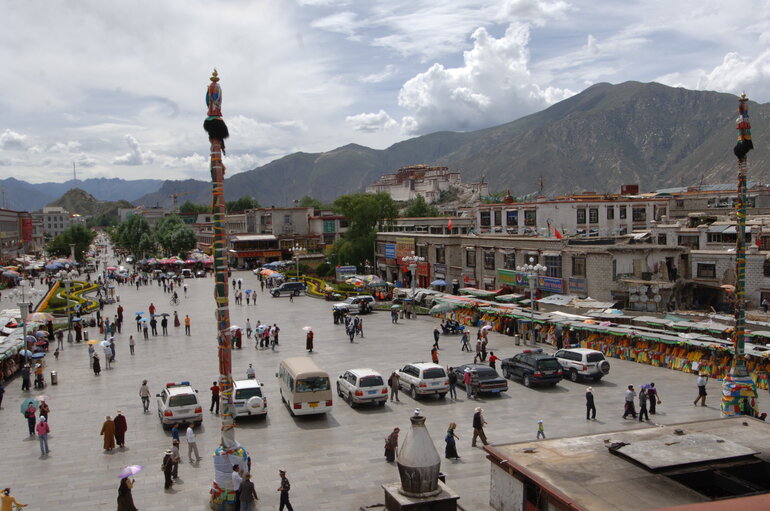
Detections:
[232, 464, 243, 509]
[694, 374, 708, 406]
[246, 364, 256, 379]
[186, 424, 201, 462]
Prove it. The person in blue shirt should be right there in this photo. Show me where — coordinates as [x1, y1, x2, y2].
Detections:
[171, 423, 180, 442]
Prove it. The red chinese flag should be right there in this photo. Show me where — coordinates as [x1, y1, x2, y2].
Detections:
[553, 227, 563, 239]
[447, 218, 453, 231]
[757, 236, 762, 248]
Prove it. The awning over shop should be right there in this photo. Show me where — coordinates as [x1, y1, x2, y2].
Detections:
[495, 293, 525, 303]
[536, 294, 579, 306]
[458, 288, 499, 298]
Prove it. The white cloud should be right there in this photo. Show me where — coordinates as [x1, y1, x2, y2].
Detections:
[497, 0, 571, 26]
[346, 110, 398, 132]
[0, 129, 28, 150]
[113, 135, 154, 166]
[311, 11, 360, 39]
[397, 23, 573, 134]
[360, 65, 397, 84]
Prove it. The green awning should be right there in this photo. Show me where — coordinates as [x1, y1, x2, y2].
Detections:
[458, 288, 497, 298]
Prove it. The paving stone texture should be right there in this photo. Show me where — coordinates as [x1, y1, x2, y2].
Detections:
[0, 251, 730, 510]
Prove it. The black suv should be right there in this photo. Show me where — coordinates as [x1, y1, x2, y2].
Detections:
[501, 349, 563, 387]
[451, 364, 508, 395]
[271, 281, 306, 297]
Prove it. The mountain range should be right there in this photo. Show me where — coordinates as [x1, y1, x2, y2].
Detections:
[7, 81, 770, 212]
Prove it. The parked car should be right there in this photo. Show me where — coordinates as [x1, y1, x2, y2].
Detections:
[232, 379, 267, 418]
[396, 362, 449, 399]
[125, 255, 134, 263]
[336, 368, 388, 407]
[180, 269, 193, 279]
[554, 348, 611, 382]
[195, 270, 207, 278]
[271, 281, 306, 297]
[332, 295, 375, 314]
[156, 382, 202, 427]
[451, 364, 508, 395]
[501, 350, 563, 387]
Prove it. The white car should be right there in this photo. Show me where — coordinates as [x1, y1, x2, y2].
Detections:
[554, 348, 611, 382]
[332, 295, 375, 314]
[336, 368, 388, 407]
[233, 379, 267, 418]
[396, 362, 449, 399]
[156, 382, 202, 428]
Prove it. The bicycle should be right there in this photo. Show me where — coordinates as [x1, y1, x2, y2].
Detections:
[169, 296, 180, 306]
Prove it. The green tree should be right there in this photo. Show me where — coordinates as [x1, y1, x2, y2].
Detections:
[46, 224, 95, 262]
[332, 192, 397, 267]
[114, 214, 153, 257]
[226, 195, 260, 213]
[402, 195, 440, 217]
[179, 201, 209, 215]
[297, 195, 328, 210]
[154, 215, 197, 256]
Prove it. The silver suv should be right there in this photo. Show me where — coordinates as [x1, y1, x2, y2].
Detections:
[396, 362, 449, 399]
[554, 348, 610, 382]
[332, 295, 375, 314]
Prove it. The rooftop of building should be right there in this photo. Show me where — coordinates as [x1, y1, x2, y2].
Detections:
[485, 417, 770, 511]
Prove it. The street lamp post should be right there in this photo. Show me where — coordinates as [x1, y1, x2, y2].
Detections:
[59, 270, 75, 344]
[292, 243, 306, 280]
[517, 257, 547, 344]
[402, 251, 425, 319]
[16, 279, 30, 363]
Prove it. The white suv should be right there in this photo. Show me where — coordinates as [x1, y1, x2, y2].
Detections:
[396, 363, 449, 399]
[233, 379, 267, 418]
[157, 382, 203, 428]
[554, 348, 611, 382]
[332, 295, 375, 314]
[336, 368, 388, 407]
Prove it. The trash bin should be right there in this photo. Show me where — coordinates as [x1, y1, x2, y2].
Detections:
[50, 371, 58, 385]
[514, 334, 520, 346]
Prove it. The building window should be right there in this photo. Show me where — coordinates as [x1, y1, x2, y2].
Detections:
[607, 207, 614, 220]
[339, 219, 348, 228]
[480, 211, 491, 227]
[761, 237, 770, 251]
[589, 208, 599, 224]
[576, 209, 586, 224]
[435, 246, 446, 264]
[524, 210, 536, 226]
[658, 234, 667, 245]
[506, 210, 518, 225]
[619, 206, 627, 219]
[416, 245, 428, 259]
[466, 250, 476, 268]
[678, 235, 700, 250]
[544, 255, 562, 278]
[494, 210, 501, 226]
[764, 259, 770, 277]
[676, 199, 685, 208]
[696, 263, 716, 279]
[572, 256, 586, 277]
[503, 252, 516, 270]
[483, 250, 495, 270]
[632, 207, 647, 222]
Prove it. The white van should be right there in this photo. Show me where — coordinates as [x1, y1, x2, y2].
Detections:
[277, 357, 333, 416]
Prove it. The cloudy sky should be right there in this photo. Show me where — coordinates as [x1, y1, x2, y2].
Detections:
[1, 0, 769, 183]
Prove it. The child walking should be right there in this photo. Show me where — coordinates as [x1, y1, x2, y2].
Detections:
[536, 420, 546, 439]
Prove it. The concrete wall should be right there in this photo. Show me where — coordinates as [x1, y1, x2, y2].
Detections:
[490, 464, 523, 511]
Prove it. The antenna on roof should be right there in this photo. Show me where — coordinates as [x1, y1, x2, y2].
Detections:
[539, 176, 544, 194]
[73, 162, 77, 186]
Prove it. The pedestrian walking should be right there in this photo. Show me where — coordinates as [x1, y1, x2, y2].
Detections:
[186, 423, 201, 462]
[464, 368, 472, 398]
[431, 346, 439, 364]
[391, 308, 398, 323]
[246, 363, 255, 379]
[161, 316, 168, 335]
[384, 427, 399, 462]
[162, 449, 174, 489]
[174, 311, 180, 328]
[389, 371, 400, 402]
[117, 476, 138, 511]
[129, 335, 135, 355]
[101, 416, 116, 451]
[0, 381, 4, 409]
[171, 423, 180, 443]
[104, 345, 113, 369]
[210, 381, 220, 414]
[142, 322, 149, 340]
[622, 385, 637, 419]
[536, 419, 546, 439]
[114, 410, 128, 447]
[170, 440, 181, 479]
[461, 331, 470, 351]
[139, 380, 151, 412]
[763, 298, 768, 313]
[471, 407, 489, 447]
[481, 338, 488, 361]
[357, 317, 364, 337]
[1, 488, 27, 509]
[20, 364, 31, 391]
[433, 328, 440, 350]
[488, 351, 498, 370]
[647, 382, 661, 414]
[306, 329, 314, 353]
[638, 386, 649, 422]
[693, 373, 708, 406]
[184, 315, 191, 335]
[586, 386, 596, 420]
[93, 353, 101, 376]
[36, 417, 50, 456]
[150, 317, 158, 336]
[25, 401, 37, 436]
[470, 368, 480, 399]
[445, 422, 460, 459]
[277, 469, 294, 511]
[447, 367, 458, 399]
[38, 400, 49, 422]
[240, 473, 259, 510]
[232, 464, 243, 510]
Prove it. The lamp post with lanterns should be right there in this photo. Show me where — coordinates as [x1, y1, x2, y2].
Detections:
[292, 243, 306, 280]
[402, 251, 425, 301]
[516, 257, 547, 343]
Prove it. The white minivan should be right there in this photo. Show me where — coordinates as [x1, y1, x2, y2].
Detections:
[277, 357, 333, 416]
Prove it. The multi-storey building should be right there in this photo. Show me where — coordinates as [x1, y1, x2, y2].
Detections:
[366, 164, 488, 203]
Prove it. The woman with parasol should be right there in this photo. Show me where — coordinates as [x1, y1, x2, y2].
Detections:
[117, 465, 142, 511]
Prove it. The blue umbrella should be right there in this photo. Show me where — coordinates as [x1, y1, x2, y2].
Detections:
[140, 317, 148, 322]
[431, 279, 448, 287]
[18, 349, 33, 357]
[244, 289, 253, 294]
[135, 312, 144, 316]
[31, 353, 46, 359]
[45, 262, 63, 271]
[20, 397, 38, 414]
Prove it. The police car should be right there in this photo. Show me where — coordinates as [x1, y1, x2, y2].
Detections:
[156, 381, 203, 428]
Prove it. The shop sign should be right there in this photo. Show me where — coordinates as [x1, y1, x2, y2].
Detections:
[538, 276, 564, 293]
[569, 277, 587, 294]
[434, 263, 446, 277]
[395, 237, 415, 263]
[514, 271, 530, 286]
[497, 268, 517, 286]
[384, 243, 396, 259]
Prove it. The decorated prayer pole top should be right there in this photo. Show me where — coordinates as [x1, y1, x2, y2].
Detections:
[204, 69, 229, 150]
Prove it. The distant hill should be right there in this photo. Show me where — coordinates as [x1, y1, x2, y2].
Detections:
[47, 188, 133, 218]
[134, 82, 770, 208]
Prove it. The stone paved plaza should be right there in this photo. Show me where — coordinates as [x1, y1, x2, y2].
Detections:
[0, 259, 729, 510]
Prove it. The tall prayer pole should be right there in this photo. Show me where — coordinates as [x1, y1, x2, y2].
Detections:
[205, 70, 248, 509]
[722, 93, 758, 417]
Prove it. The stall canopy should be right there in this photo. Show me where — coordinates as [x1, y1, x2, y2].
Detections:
[458, 288, 499, 298]
[495, 294, 525, 303]
[536, 294, 580, 306]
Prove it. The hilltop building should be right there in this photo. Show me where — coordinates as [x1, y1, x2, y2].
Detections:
[366, 164, 488, 203]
